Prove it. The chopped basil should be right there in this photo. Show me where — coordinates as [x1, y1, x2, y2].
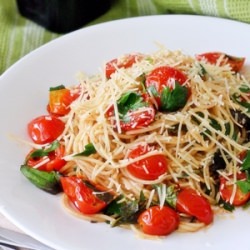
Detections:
[83, 180, 114, 204]
[49, 85, 66, 91]
[104, 191, 147, 227]
[239, 85, 250, 93]
[219, 199, 235, 212]
[74, 143, 96, 157]
[232, 93, 250, 112]
[26, 140, 60, 163]
[198, 63, 208, 77]
[237, 179, 250, 194]
[241, 151, 250, 170]
[117, 92, 146, 116]
[20, 165, 62, 194]
[160, 82, 188, 111]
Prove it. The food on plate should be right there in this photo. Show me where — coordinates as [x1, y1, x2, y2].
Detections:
[20, 46, 250, 238]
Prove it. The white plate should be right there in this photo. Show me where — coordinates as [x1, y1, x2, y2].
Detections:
[0, 15, 250, 250]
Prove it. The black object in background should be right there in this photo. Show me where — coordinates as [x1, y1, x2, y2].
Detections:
[16, 0, 112, 33]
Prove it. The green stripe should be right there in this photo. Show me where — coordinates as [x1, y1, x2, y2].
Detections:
[1, 0, 250, 75]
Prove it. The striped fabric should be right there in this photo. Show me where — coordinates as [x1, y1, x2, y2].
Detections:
[0, 0, 249, 75]
[154, 0, 250, 23]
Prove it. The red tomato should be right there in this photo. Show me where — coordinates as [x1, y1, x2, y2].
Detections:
[127, 144, 168, 180]
[106, 104, 155, 131]
[219, 172, 250, 206]
[106, 54, 141, 78]
[146, 66, 187, 91]
[145, 66, 188, 107]
[61, 176, 107, 214]
[176, 188, 213, 225]
[48, 86, 81, 116]
[26, 144, 66, 172]
[138, 205, 179, 236]
[27, 115, 65, 144]
[120, 106, 155, 131]
[196, 52, 245, 72]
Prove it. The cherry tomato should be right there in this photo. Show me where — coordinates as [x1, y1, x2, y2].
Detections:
[106, 98, 156, 132]
[120, 106, 155, 131]
[138, 205, 179, 236]
[127, 144, 168, 180]
[27, 115, 65, 144]
[145, 66, 188, 108]
[106, 54, 141, 78]
[61, 176, 107, 214]
[219, 172, 250, 206]
[196, 52, 245, 72]
[146, 66, 187, 91]
[48, 86, 81, 116]
[26, 143, 66, 172]
[176, 188, 213, 225]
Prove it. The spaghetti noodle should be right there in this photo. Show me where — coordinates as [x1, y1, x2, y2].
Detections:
[22, 46, 250, 237]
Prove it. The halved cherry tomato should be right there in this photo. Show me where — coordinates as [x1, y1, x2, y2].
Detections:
[138, 205, 179, 236]
[219, 172, 250, 206]
[106, 96, 156, 132]
[61, 176, 107, 214]
[48, 86, 81, 116]
[106, 54, 141, 78]
[26, 143, 66, 172]
[176, 188, 213, 225]
[127, 144, 168, 180]
[145, 66, 189, 108]
[27, 115, 65, 144]
[120, 106, 155, 131]
[196, 52, 245, 72]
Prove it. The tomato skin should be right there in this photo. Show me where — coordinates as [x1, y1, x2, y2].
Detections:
[138, 205, 179, 236]
[219, 172, 250, 206]
[127, 144, 168, 180]
[106, 54, 141, 78]
[196, 52, 245, 72]
[27, 115, 65, 144]
[48, 87, 81, 116]
[146, 66, 187, 91]
[106, 94, 156, 132]
[26, 144, 66, 172]
[176, 188, 213, 225]
[120, 106, 155, 131]
[61, 176, 107, 214]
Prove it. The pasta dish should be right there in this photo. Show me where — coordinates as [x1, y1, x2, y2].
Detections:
[20, 46, 250, 238]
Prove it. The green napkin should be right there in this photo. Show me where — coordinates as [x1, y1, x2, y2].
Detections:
[1, 0, 249, 75]
[154, 0, 250, 23]
[0, 0, 160, 75]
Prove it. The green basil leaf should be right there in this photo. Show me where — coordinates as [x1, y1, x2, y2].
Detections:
[237, 180, 250, 194]
[20, 165, 62, 194]
[160, 82, 188, 111]
[198, 63, 207, 77]
[232, 93, 250, 112]
[105, 191, 147, 227]
[239, 85, 250, 93]
[74, 143, 96, 157]
[241, 151, 250, 170]
[29, 140, 60, 159]
[49, 85, 66, 91]
[117, 92, 145, 116]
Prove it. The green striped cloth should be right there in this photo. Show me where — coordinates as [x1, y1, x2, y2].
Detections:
[1, 0, 249, 75]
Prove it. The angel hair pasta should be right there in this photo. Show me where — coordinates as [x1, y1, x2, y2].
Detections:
[21, 46, 250, 238]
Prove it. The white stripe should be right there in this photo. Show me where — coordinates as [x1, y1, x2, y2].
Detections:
[199, 0, 218, 16]
[188, 0, 196, 12]
[4, 10, 18, 70]
[223, 0, 230, 17]
[137, 0, 158, 15]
